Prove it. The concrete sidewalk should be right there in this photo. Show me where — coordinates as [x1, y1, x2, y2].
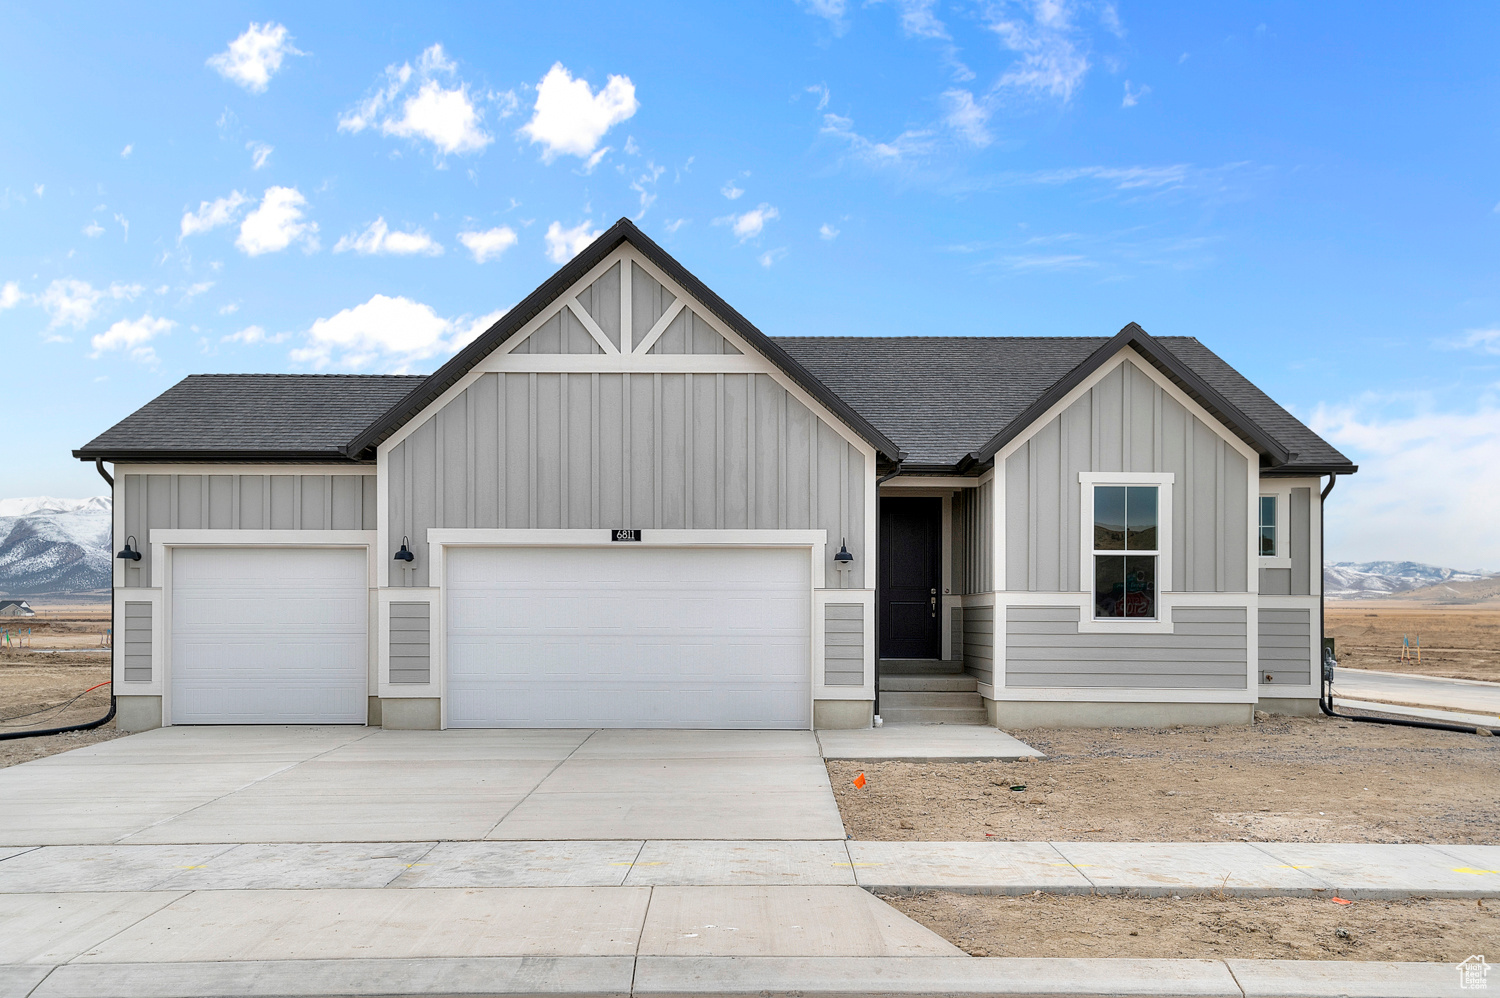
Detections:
[2, 839, 1495, 898]
[1333, 666, 1500, 718]
[0, 956, 1471, 997]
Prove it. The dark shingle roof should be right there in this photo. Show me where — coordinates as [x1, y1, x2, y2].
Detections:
[74, 375, 424, 463]
[775, 335, 1354, 475]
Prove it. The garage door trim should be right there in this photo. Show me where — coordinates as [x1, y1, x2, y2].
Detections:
[427, 528, 828, 729]
[152, 529, 376, 726]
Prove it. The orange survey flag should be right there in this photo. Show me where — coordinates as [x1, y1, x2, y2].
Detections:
[852, 772, 866, 788]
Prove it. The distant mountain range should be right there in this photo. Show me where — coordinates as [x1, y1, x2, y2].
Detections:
[0, 497, 112, 595]
[1324, 561, 1498, 601]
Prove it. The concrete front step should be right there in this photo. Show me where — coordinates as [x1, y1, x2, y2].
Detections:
[879, 706, 990, 725]
[879, 659, 965, 675]
[880, 691, 984, 709]
[880, 674, 979, 693]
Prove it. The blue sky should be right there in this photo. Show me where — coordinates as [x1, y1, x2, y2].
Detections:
[3, 2, 1498, 569]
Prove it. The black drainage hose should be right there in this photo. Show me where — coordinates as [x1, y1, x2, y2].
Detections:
[0, 459, 119, 742]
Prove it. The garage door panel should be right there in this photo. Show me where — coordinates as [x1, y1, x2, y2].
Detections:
[446, 546, 812, 729]
[171, 548, 368, 725]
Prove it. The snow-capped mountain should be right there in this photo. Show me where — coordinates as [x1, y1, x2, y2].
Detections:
[0, 497, 113, 595]
[1324, 561, 1495, 599]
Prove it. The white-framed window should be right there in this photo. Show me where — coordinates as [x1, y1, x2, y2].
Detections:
[1258, 495, 1278, 557]
[1079, 473, 1175, 623]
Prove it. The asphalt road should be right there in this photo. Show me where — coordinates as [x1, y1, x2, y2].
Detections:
[1333, 666, 1500, 716]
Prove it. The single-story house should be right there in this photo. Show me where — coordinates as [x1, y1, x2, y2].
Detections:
[0, 600, 35, 617]
[76, 218, 1355, 733]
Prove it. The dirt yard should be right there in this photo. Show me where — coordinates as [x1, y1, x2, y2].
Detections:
[884, 891, 1498, 962]
[0, 651, 123, 768]
[1326, 602, 1500, 683]
[0, 598, 112, 652]
[830, 714, 1500, 843]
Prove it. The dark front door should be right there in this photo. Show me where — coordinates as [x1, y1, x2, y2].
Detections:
[879, 497, 943, 659]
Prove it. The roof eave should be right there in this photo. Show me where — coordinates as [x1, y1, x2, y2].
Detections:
[1260, 463, 1359, 478]
[73, 448, 373, 465]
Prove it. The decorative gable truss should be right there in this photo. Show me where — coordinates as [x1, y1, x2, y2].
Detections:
[504, 252, 741, 359]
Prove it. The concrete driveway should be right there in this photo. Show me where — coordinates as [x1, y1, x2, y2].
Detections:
[0, 727, 846, 846]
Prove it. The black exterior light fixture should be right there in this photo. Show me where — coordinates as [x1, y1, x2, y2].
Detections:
[116, 535, 142, 562]
[394, 536, 415, 563]
[834, 538, 854, 566]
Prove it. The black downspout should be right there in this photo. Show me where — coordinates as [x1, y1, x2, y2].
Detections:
[1317, 473, 1490, 735]
[0, 461, 118, 741]
[871, 462, 904, 724]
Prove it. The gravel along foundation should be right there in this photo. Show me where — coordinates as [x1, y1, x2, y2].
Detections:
[830, 714, 1500, 843]
[883, 891, 1499, 962]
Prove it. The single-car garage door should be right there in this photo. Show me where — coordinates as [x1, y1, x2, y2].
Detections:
[446, 546, 811, 728]
[170, 547, 368, 724]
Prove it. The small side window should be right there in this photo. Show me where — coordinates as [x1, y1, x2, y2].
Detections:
[1259, 495, 1277, 557]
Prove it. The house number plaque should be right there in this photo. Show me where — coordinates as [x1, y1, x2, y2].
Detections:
[611, 529, 642, 542]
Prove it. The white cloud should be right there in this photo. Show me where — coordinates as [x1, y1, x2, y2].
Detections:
[180, 191, 250, 239]
[522, 63, 638, 162]
[181, 281, 214, 301]
[207, 22, 302, 93]
[290, 293, 504, 371]
[222, 325, 286, 345]
[799, 0, 848, 32]
[219, 302, 240, 315]
[458, 226, 519, 263]
[1313, 399, 1500, 569]
[663, 218, 688, 234]
[83, 220, 104, 238]
[1450, 328, 1500, 355]
[236, 186, 317, 256]
[340, 44, 492, 157]
[90, 313, 174, 362]
[819, 223, 840, 240]
[985, 0, 1095, 101]
[721, 181, 744, 200]
[38, 279, 139, 330]
[543, 220, 602, 264]
[891, 0, 947, 38]
[247, 142, 273, 169]
[1122, 80, 1150, 107]
[715, 203, 779, 242]
[114, 213, 129, 241]
[942, 89, 993, 146]
[0, 282, 21, 309]
[120, 144, 133, 158]
[820, 113, 935, 164]
[806, 84, 830, 110]
[758, 247, 788, 267]
[333, 217, 442, 256]
[32, 184, 43, 197]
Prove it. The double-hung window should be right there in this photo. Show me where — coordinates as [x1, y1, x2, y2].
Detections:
[1258, 496, 1277, 557]
[1093, 485, 1159, 619]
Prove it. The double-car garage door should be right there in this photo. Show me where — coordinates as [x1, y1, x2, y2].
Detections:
[446, 546, 812, 729]
[167, 544, 812, 728]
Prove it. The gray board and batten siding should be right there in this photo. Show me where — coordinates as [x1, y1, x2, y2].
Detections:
[1258, 607, 1312, 687]
[386, 381, 868, 588]
[119, 473, 378, 587]
[1004, 359, 1251, 594]
[952, 481, 995, 596]
[823, 603, 865, 686]
[1260, 487, 1313, 596]
[1006, 605, 1249, 689]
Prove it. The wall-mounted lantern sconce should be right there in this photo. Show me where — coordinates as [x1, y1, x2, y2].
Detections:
[116, 535, 142, 562]
[394, 536, 415, 563]
[834, 538, 854, 566]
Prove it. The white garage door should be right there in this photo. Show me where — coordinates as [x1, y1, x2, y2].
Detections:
[446, 546, 811, 729]
[170, 547, 368, 724]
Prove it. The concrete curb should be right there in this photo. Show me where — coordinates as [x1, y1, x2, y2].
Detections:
[7, 957, 1470, 997]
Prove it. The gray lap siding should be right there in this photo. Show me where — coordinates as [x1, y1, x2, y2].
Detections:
[1005, 606, 1249, 689]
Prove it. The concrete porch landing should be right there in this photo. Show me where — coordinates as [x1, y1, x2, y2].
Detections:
[816, 725, 1042, 761]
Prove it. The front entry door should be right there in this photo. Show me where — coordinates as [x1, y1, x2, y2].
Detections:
[879, 497, 943, 659]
